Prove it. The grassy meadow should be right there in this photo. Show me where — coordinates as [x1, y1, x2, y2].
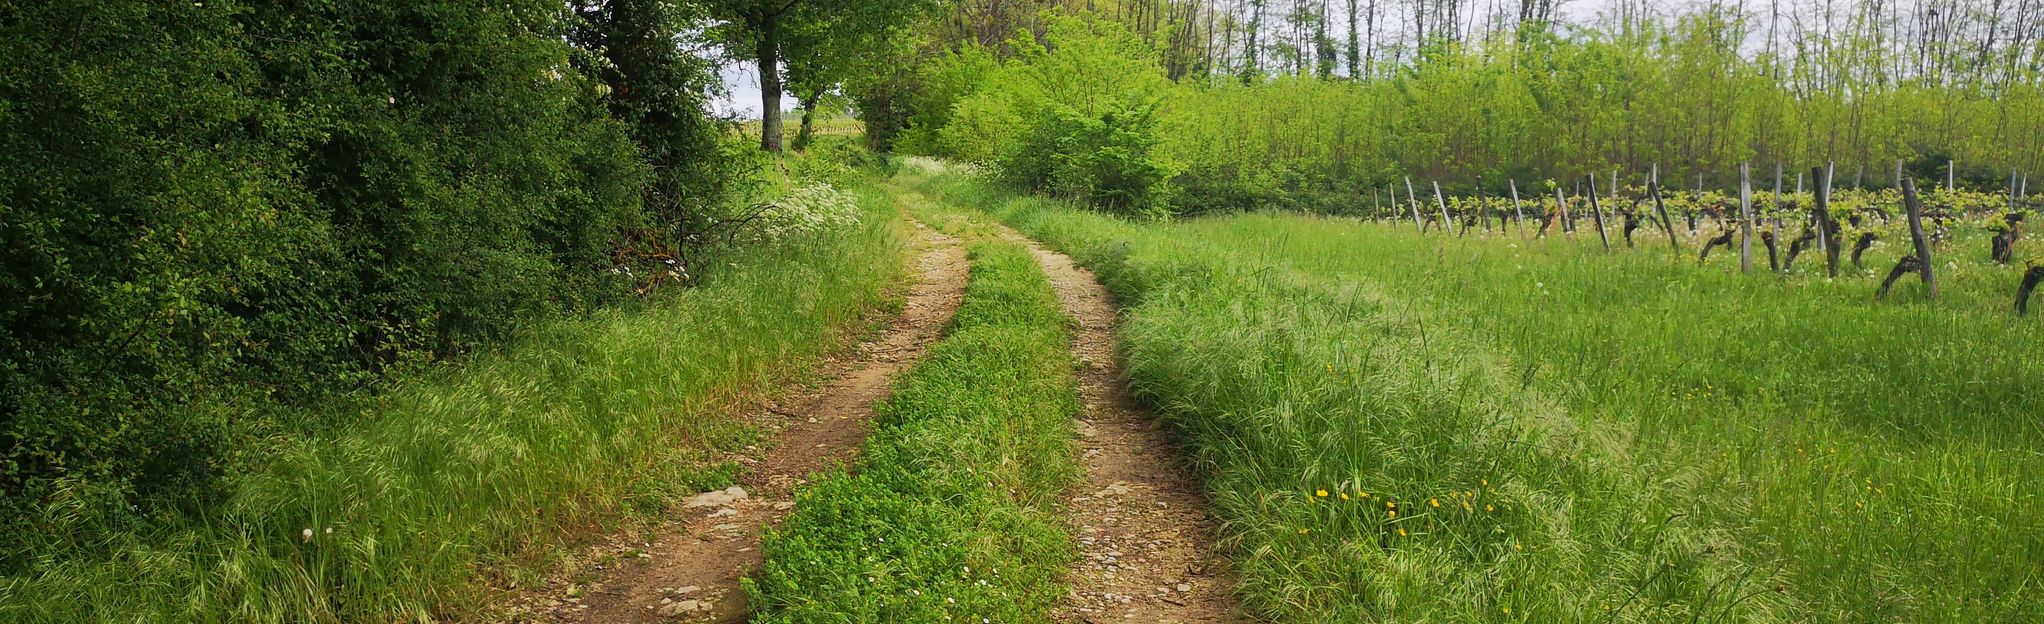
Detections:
[751, 205, 1082, 623]
[0, 181, 907, 622]
[909, 166, 2044, 623]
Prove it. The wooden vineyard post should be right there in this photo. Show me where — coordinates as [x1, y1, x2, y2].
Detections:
[1556, 187, 1574, 237]
[1740, 163, 1755, 272]
[1651, 164, 1679, 258]
[1509, 179, 1526, 237]
[1816, 162, 1833, 253]
[1773, 163, 1785, 235]
[1900, 177, 1938, 299]
[1405, 177, 1424, 232]
[1433, 181, 1454, 233]
[1692, 172, 1705, 235]
[1814, 165, 1840, 277]
[1587, 174, 1612, 251]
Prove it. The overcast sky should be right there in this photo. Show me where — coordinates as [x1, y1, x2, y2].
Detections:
[716, 62, 787, 119]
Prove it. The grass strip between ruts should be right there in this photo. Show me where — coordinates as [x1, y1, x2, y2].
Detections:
[749, 236, 1082, 623]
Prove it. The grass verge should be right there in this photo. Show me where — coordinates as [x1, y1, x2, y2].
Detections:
[0, 181, 907, 622]
[748, 233, 1081, 623]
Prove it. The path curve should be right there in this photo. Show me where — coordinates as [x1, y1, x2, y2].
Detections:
[520, 220, 967, 623]
[995, 228, 1244, 624]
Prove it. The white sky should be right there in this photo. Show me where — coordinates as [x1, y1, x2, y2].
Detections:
[716, 62, 791, 119]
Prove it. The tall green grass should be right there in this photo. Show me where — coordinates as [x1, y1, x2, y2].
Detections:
[913, 169, 2042, 623]
[0, 185, 907, 623]
[1177, 215, 2044, 621]
[749, 228, 1080, 621]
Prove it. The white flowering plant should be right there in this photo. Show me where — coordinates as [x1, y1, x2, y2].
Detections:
[735, 181, 863, 244]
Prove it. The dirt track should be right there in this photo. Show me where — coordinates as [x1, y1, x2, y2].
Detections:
[507, 221, 966, 624]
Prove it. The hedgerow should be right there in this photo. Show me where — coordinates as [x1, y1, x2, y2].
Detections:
[0, 0, 743, 565]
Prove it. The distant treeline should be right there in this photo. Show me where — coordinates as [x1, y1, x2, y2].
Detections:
[0, 0, 749, 558]
[870, 0, 2044, 216]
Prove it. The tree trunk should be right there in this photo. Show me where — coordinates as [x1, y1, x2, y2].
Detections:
[794, 91, 819, 151]
[757, 11, 785, 152]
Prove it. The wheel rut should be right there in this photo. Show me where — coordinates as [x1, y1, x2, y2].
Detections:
[993, 228, 1245, 624]
[512, 220, 966, 624]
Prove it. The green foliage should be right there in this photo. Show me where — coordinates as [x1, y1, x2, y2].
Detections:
[0, 0, 663, 548]
[0, 174, 905, 622]
[0, 0, 785, 607]
[751, 236, 1079, 623]
[890, 4, 2044, 218]
[904, 15, 1176, 218]
[998, 100, 1177, 218]
[572, 0, 752, 235]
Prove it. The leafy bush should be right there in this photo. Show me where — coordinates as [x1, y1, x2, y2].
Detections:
[0, 0, 739, 564]
[0, 183, 905, 622]
[995, 99, 1175, 219]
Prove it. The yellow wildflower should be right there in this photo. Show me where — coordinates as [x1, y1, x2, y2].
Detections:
[1316, 489, 1329, 498]
[1429, 498, 1440, 508]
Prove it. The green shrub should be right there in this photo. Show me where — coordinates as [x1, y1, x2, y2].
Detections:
[998, 100, 1175, 219]
[0, 0, 741, 566]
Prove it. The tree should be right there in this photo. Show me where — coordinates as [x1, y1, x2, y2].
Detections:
[571, 0, 741, 231]
[708, 0, 933, 151]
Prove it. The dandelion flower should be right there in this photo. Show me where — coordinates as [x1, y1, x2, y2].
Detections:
[1398, 528, 1408, 536]
[1298, 527, 1309, 534]
[1316, 489, 1329, 498]
[1486, 504, 1495, 513]
[1339, 493, 1350, 500]
[1430, 498, 1440, 508]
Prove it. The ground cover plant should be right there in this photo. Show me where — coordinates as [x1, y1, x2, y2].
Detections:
[749, 227, 1082, 623]
[910, 166, 2044, 623]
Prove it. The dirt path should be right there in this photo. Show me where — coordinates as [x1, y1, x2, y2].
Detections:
[516, 221, 967, 624]
[996, 230, 1243, 623]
